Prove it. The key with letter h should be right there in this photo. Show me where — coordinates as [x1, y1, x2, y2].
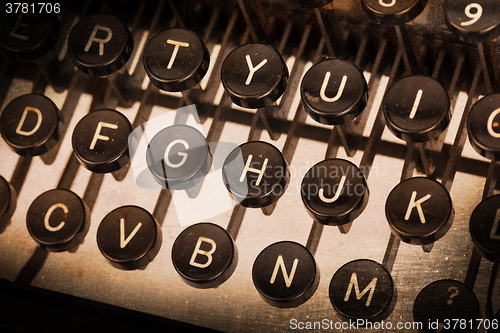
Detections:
[222, 141, 289, 215]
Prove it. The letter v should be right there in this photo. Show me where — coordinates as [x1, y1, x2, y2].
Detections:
[120, 218, 142, 248]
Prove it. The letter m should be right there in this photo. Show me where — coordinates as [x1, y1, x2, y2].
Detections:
[344, 272, 377, 307]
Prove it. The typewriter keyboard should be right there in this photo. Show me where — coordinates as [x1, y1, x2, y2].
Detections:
[0, 0, 499, 332]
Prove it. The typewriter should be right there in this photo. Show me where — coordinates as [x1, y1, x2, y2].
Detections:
[0, 0, 499, 332]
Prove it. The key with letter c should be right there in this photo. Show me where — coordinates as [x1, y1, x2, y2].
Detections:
[26, 189, 89, 251]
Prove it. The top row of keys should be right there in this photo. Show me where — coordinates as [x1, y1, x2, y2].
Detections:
[2, 2, 500, 65]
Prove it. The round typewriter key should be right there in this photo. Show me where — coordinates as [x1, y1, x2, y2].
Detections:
[143, 28, 209, 92]
[0, 175, 15, 226]
[329, 259, 394, 321]
[301, 159, 369, 226]
[383, 75, 451, 143]
[0, 12, 60, 61]
[0, 176, 11, 218]
[413, 279, 479, 333]
[146, 125, 211, 190]
[467, 93, 500, 160]
[252, 241, 319, 308]
[444, 0, 500, 43]
[26, 189, 89, 251]
[361, 0, 428, 26]
[97, 206, 160, 270]
[0, 94, 60, 156]
[171, 222, 237, 288]
[385, 177, 454, 246]
[222, 141, 290, 208]
[469, 194, 500, 261]
[221, 43, 288, 109]
[72, 109, 132, 173]
[301, 58, 368, 125]
[68, 13, 133, 76]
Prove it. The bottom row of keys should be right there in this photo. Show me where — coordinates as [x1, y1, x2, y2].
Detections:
[22, 189, 486, 326]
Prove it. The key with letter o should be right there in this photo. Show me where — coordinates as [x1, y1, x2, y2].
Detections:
[222, 141, 290, 212]
[383, 75, 451, 143]
[146, 125, 212, 190]
[413, 279, 479, 333]
[68, 13, 133, 76]
[72, 109, 132, 173]
[385, 177, 454, 252]
[301, 159, 369, 230]
[26, 189, 89, 251]
[171, 222, 237, 288]
[329, 259, 394, 322]
[0, 94, 60, 156]
[97, 206, 160, 270]
[469, 194, 500, 261]
[252, 241, 319, 308]
[467, 93, 500, 160]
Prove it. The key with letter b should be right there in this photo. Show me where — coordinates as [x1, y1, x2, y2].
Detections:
[171, 223, 237, 288]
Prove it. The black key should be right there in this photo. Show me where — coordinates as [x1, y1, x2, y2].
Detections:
[96, 205, 160, 270]
[0, 93, 60, 156]
[0, 12, 60, 61]
[0, 175, 15, 227]
[444, 0, 500, 43]
[329, 259, 394, 321]
[300, 58, 368, 125]
[143, 28, 210, 92]
[301, 158, 369, 226]
[171, 222, 237, 288]
[383, 75, 451, 143]
[252, 241, 319, 308]
[68, 13, 133, 76]
[222, 141, 290, 209]
[385, 177, 454, 249]
[413, 279, 479, 333]
[361, 0, 428, 26]
[467, 93, 500, 160]
[469, 194, 500, 261]
[26, 189, 89, 251]
[146, 125, 211, 190]
[72, 109, 132, 173]
[221, 43, 288, 109]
